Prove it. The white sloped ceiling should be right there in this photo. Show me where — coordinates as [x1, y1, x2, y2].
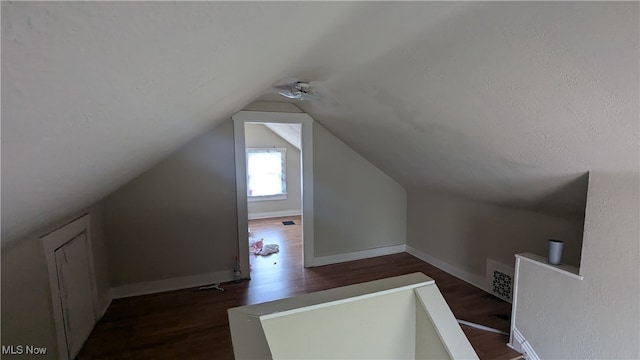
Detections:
[265, 2, 638, 216]
[263, 123, 302, 151]
[1, 1, 361, 242]
[2, 2, 638, 242]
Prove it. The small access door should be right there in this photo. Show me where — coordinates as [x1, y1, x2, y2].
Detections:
[42, 214, 98, 359]
[54, 232, 96, 357]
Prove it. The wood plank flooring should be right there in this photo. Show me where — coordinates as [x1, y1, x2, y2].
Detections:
[79, 216, 520, 360]
[247, 216, 303, 302]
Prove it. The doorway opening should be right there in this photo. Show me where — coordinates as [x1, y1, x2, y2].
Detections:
[232, 111, 315, 281]
[245, 122, 302, 279]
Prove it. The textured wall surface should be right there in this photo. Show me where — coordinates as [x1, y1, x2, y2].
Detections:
[514, 172, 640, 358]
[313, 122, 407, 257]
[407, 190, 585, 275]
[1, 1, 360, 242]
[103, 120, 237, 286]
[1, 236, 58, 359]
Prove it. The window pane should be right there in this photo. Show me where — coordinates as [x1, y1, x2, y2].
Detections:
[249, 174, 282, 196]
[247, 149, 286, 197]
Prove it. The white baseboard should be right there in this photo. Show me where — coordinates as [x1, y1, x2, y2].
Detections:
[405, 245, 491, 294]
[248, 210, 301, 220]
[310, 244, 407, 267]
[510, 326, 539, 360]
[111, 270, 234, 299]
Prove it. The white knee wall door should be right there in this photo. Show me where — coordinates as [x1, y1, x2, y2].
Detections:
[42, 214, 99, 359]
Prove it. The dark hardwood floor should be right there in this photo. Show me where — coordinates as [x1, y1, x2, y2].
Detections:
[79, 216, 520, 359]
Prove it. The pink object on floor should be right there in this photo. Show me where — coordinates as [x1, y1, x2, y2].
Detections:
[249, 238, 263, 255]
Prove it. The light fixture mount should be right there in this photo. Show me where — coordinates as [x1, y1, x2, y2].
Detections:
[273, 79, 319, 101]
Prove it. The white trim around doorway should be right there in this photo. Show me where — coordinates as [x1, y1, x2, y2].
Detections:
[232, 111, 315, 275]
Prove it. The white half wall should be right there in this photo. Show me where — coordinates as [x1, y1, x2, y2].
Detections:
[262, 287, 418, 359]
[228, 273, 477, 360]
[511, 172, 639, 358]
[312, 122, 407, 259]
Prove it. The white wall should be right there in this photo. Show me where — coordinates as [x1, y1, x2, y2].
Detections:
[407, 190, 584, 279]
[262, 290, 417, 359]
[513, 172, 639, 358]
[414, 300, 450, 360]
[313, 122, 407, 257]
[0, 205, 110, 359]
[245, 123, 301, 217]
[229, 273, 436, 360]
[103, 119, 238, 287]
[2, 237, 59, 359]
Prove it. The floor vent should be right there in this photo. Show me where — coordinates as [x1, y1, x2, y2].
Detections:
[486, 259, 514, 303]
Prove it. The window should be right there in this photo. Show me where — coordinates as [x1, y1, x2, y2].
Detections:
[246, 148, 287, 201]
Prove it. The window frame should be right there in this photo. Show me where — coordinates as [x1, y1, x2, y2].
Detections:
[246, 147, 287, 202]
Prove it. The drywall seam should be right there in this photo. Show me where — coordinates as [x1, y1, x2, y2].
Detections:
[406, 245, 491, 294]
[111, 270, 233, 299]
[310, 244, 406, 267]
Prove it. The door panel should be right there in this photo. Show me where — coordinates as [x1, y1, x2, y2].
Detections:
[54, 232, 95, 358]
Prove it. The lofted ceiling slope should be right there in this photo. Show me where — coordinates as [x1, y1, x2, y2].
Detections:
[262, 1, 638, 217]
[2, 2, 638, 243]
[1, 1, 362, 242]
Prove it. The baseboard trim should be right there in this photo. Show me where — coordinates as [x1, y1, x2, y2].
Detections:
[510, 326, 539, 360]
[248, 210, 302, 220]
[111, 270, 234, 299]
[310, 244, 406, 267]
[405, 245, 491, 294]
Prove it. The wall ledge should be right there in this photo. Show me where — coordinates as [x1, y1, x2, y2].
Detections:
[515, 253, 583, 280]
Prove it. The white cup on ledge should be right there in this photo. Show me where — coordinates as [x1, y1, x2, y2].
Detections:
[548, 239, 564, 265]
